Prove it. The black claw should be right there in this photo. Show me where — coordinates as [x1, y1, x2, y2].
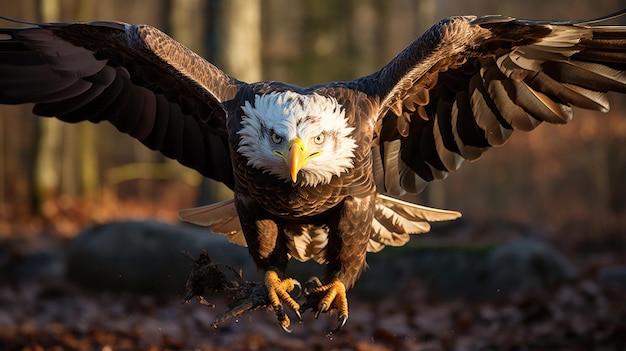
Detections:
[291, 279, 302, 299]
[304, 276, 323, 295]
[197, 295, 215, 307]
[280, 324, 292, 334]
[181, 293, 194, 305]
[314, 303, 326, 319]
[294, 308, 303, 322]
[327, 315, 348, 335]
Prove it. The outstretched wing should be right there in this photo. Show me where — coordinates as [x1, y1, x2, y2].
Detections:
[355, 10, 626, 196]
[0, 16, 242, 188]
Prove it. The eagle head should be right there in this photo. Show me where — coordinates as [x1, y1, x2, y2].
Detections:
[237, 91, 357, 186]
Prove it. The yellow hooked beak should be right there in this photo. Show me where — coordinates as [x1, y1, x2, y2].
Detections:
[288, 138, 306, 183]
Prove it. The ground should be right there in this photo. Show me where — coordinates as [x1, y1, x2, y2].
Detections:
[1, 195, 626, 350]
[1, 272, 625, 350]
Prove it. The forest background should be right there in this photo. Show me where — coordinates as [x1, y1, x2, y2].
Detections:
[2, 1, 626, 349]
[0, 0, 626, 244]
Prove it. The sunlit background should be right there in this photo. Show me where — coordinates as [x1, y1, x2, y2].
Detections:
[1, 1, 626, 350]
[2, 0, 626, 239]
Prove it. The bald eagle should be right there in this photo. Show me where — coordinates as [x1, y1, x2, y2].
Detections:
[2, 10, 626, 332]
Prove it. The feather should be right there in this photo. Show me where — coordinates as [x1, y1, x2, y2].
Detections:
[398, 158, 429, 194]
[178, 198, 246, 247]
[0, 48, 43, 66]
[514, 80, 572, 124]
[433, 116, 465, 171]
[371, 145, 386, 192]
[497, 54, 541, 81]
[542, 60, 626, 93]
[432, 93, 466, 170]
[470, 74, 513, 146]
[450, 104, 488, 161]
[366, 230, 386, 253]
[383, 140, 404, 195]
[513, 25, 589, 60]
[370, 215, 412, 246]
[60, 69, 124, 123]
[482, 63, 543, 131]
[181, 114, 208, 171]
[367, 194, 461, 252]
[32, 80, 96, 116]
[0, 67, 78, 103]
[397, 112, 410, 136]
[375, 204, 430, 236]
[574, 48, 626, 65]
[130, 87, 157, 140]
[377, 194, 461, 223]
[526, 71, 610, 112]
[141, 94, 171, 149]
[288, 226, 328, 264]
[450, 92, 490, 161]
[416, 118, 449, 180]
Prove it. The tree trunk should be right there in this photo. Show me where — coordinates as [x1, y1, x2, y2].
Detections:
[33, 0, 65, 212]
[219, 0, 262, 82]
[197, 0, 262, 205]
[32, 1, 62, 211]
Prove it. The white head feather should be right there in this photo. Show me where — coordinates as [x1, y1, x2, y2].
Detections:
[237, 91, 357, 186]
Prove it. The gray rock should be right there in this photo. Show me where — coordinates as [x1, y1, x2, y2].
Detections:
[486, 238, 577, 297]
[66, 221, 254, 294]
[357, 237, 577, 300]
[0, 238, 65, 283]
[66, 220, 329, 294]
[598, 265, 626, 291]
[66, 220, 577, 301]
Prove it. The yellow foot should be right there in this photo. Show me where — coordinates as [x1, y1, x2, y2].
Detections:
[302, 277, 348, 334]
[264, 270, 302, 333]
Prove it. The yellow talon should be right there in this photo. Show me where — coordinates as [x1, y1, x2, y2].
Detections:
[264, 270, 302, 332]
[305, 278, 349, 332]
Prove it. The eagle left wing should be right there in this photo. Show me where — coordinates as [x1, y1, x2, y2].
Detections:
[353, 11, 626, 196]
[0, 16, 243, 188]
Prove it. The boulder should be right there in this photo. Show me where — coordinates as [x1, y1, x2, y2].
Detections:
[0, 238, 64, 283]
[358, 237, 577, 300]
[66, 221, 254, 294]
[598, 265, 626, 291]
[66, 219, 577, 301]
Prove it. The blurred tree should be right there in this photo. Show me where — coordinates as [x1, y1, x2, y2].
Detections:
[33, 0, 65, 212]
[196, 0, 262, 204]
[75, 0, 99, 200]
[219, 0, 262, 83]
[31, 0, 100, 213]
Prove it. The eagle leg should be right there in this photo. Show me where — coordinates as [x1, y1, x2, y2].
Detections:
[264, 269, 302, 332]
[302, 276, 349, 334]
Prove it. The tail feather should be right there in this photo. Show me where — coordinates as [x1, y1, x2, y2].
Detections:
[178, 199, 247, 247]
[368, 194, 461, 252]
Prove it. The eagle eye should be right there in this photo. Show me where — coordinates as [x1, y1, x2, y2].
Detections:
[271, 131, 283, 144]
[313, 132, 325, 145]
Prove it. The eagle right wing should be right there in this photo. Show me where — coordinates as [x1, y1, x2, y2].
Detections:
[0, 16, 243, 189]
